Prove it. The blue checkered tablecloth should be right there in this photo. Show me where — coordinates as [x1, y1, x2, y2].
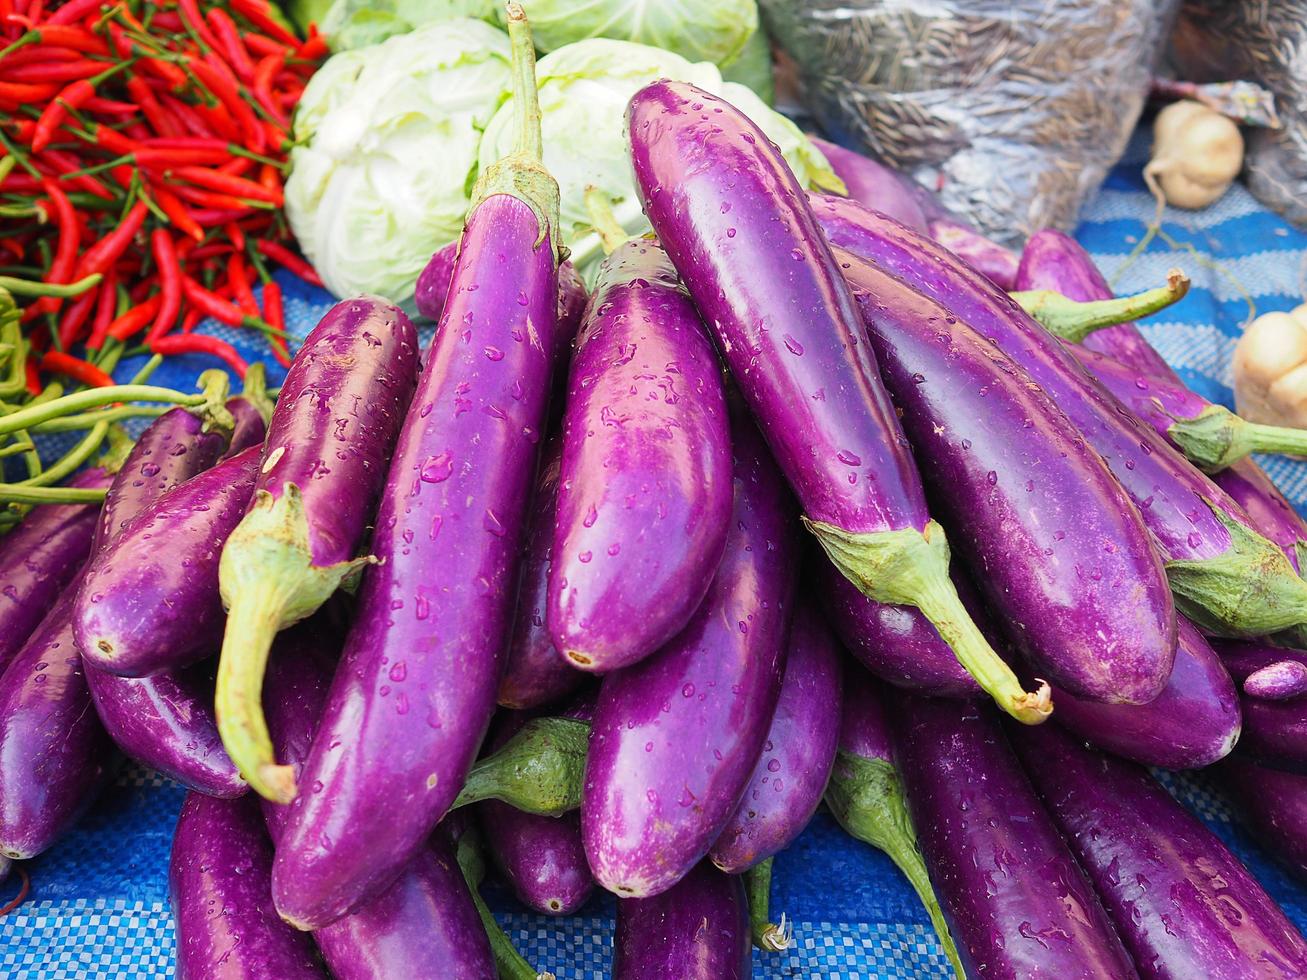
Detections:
[5, 130, 1307, 978]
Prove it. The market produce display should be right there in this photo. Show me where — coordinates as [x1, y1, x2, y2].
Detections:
[8, 1, 1307, 978]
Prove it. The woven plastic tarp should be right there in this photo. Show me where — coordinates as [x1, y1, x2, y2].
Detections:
[4, 131, 1307, 977]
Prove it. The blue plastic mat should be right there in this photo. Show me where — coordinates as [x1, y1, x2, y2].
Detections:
[5, 131, 1307, 977]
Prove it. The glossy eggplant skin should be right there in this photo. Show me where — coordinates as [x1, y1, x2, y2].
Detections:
[0, 576, 117, 859]
[583, 414, 798, 898]
[273, 194, 562, 931]
[709, 600, 844, 873]
[170, 792, 326, 980]
[1015, 228, 1177, 381]
[1214, 641, 1307, 773]
[260, 626, 497, 980]
[928, 218, 1021, 291]
[224, 396, 267, 458]
[612, 860, 751, 980]
[1216, 460, 1307, 574]
[498, 439, 583, 710]
[549, 237, 731, 673]
[892, 696, 1138, 979]
[1012, 722, 1307, 979]
[808, 136, 930, 232]
[76, 445, 262, 678]
[0, 466, 110, 671]
[1221, 757, 1307, 882]
[840, 244, 1175, 704]
[1045, 615, 1240, 770]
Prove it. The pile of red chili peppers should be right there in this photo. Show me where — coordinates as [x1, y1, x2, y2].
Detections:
[0, 0, 328, 387]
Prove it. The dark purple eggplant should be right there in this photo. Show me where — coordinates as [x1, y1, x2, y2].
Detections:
[582, 413, 797, 898]
[1221, 757, 1307, 882]
[710, 600, 843, 873]
[549, 236, 731, 673]
[273, 15, 564, 930]
[628, 80, 1046, 723]
[1214, 641, 1307, 772]
[612, 860, 750, 980]
[223, 361, 273, 459]
[76, 445, 261, 677]
[169, 791, 326, 979]
[893, 695, 1137, 978]
[1012, 721, 1307, 978]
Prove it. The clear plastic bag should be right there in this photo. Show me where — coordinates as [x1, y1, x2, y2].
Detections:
[760, 0, 1179, 246]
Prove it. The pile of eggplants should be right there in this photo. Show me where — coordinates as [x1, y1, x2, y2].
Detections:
[7, 13, 1307, 978]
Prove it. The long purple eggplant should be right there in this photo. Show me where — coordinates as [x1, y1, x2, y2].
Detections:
[0, 466, 110, 671]
[1012, 721, 1307, 978]
[628, 80, 1046, 723]
[170, 792, 326, 980]
[1214, 641, 1307, 772]
[839, 244, 1176, 703]
[215, 294, 418, 803]
[710, 600, 843, 873]
[1217, 460, 1307, 574]
[499, 439, 583, 710]
[823, 666, 963, 975]
[223, 361, 273, 459]
[259, 623, 498, 979]
[272, 14, 564, 930]
[76, 445, 261, 678]
[1221, 757, 1307, 882]
[582, 413, 796, 897]
[812, 192, 1307, 639]
[0, 575, 117, 859]
[612, 860, 750, 980]
[549, 237, 731, 673]
[893, 695, 1138, 978]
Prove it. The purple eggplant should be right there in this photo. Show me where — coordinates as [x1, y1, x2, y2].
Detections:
[612, 860, 750, 980]
[928, 218, 1021, 291]
[549, 237, 731, 673]
[1043, 615, 1240, 769]
[1012, 721, 1307, 979]
[76, 445, 261, 678]
[808, 136, 930, 233]
[839, 244, 1176, 704]
[0, 576, 117, 859]
[582, 413, 797, 897]
[1245, 660, 1307, 700]
[0, 466, 111, 671]
[1221, 757, 1307, 882]
[499, 439, 583, 710]
[628, 80, 1045, 724]
[1214, 641, 1307, 773]
[272, 15, 564, 930]
[710, 600, 843, 873]
[824, 666, 964, 975]
[893, 695, 1137, 978]
[223, 362, 273, 459]
[260, 624, 498, 979]
[1217, 460, 1307, 574]
[215, 294, 419, 803]
[810, 192, 1307, 639]
[169, 791, 326, 980]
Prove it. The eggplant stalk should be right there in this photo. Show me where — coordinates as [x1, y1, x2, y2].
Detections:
[744, 858, 794, 952]
[1011, 269, 1189, 343]
[451, 716, 588, 815]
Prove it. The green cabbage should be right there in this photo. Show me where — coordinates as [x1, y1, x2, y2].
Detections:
[495, 0, 759, 67]
[476, 38, 839, 280]
[284, 20, 511, 307]
[721, 21, 774, 104]
[318, 0, 496, 51]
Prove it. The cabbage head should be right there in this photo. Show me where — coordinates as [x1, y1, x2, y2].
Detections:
[284, 20, 511, 306]
[319, 0, 496, 51]
[476, 39, 840, 280]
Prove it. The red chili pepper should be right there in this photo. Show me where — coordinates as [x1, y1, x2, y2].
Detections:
[30, 177, 80, 314]
[146, 228, 182, 343]
[82, 97, 140, 116]
[207, 8, 255, 84]
[86, 271, 119, 349]
[45, 0, 101, 25]
[217, 156, 254, 177]
[225, 221, 246, 252]
[42, 350, 116, 388]
[0, 45, 81, 68]
[148, 184, 204, 242]
[37, 149, 117, 200]
[189, 60, 263, 153]
[73, 200, 147, 279]
[23, 359, 40, 397]
[150, 333, 247, 377]
[0, 79, 56, 102]
[56, 287, 97, 349]
[229, 0, 298, 45]
[125, 74, 180, 138]
[29, 24, 107, 54]
[31, 73, 102, 151]
[188, 207, 258, 226]
[297, 30, 329, 62]
[170, 165, 282, 204]
[158, 93, 216, 139]
[169, 183, 258, 211]
[261, 277, 290, 367]
[181, 275, 251, 326]
[227, 252, 259, 316]
[251, 51, 288, 127]
[192, 100, 239, 142]
[5, 59, 102, 84]
[106, 293, 163, 343]
[179, 307, 202, 334]
[256, 239, 323, 287]
[135, 146, 230, 168]
[176, 0, 223, 52]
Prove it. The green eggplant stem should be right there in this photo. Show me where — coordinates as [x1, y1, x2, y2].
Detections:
[1166, 404, 1307, 472]
[1011, 268, 1189, 342]
[451, 716, 589, 815]
[454, 828, 556, 980]
[584, 186, 630, 255]
[745, 858, 794, 952]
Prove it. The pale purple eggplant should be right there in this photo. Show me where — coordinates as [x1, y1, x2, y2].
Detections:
[1214, 641, 1307, 773]
[1043, 615, 1240, 769]
[839, 244, 1176, 704]
[1012, 721, 1307, 979]
[0, 466, 110, 671]
[1245, 660, 1307, 700]
[215, 294, 419, 803]
[1221, 757, 1307, 882]
[810, 192, 1307, 639]
[169, 792, 326, 980]
[628, 80, 1045, 724]
[272, 15, 564, 930]
[929, 218, 1021, 290]
[499, 439, 582, 710]
[893, 696, 1137, 978]
[76, 445, 261, 677]
[808, 136, 930, 232]
[0, 576, 117, 859]
[612, 860, 750, 980]
[548, 237, 731, 673]
[710, 600, 843, 873]
[582, 414, 797, 898]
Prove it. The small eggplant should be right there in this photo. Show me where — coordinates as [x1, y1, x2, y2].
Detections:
[1213, 641, 1307, 773]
